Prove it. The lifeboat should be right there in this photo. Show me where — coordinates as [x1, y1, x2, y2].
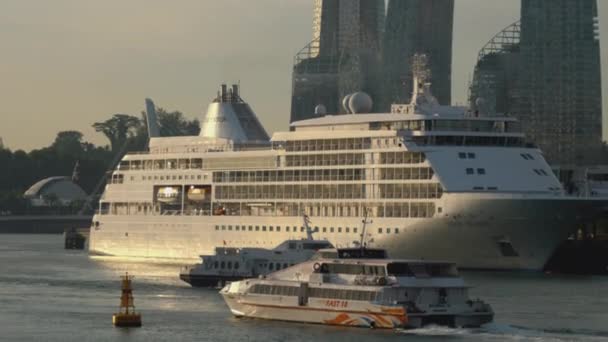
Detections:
[156, 186, 181, 204]
[187, 186, 209, 202]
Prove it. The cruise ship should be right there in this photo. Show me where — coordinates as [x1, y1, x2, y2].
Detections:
[89, 63, 606, 271]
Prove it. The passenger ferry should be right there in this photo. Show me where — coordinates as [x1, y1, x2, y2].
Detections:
[180, 237, 333, 287]
[220, 250, 493, 329]
[89, 61, 606, 270]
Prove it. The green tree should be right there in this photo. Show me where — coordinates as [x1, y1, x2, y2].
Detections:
[92, 114, 141, 152]
[52, 131, 85, 157]
[156, 108, 200, 136]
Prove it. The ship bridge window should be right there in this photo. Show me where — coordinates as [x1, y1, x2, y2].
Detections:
[387, 263, 414, 277]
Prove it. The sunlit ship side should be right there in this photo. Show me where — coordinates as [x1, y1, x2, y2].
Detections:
[89, 65, 606, 271]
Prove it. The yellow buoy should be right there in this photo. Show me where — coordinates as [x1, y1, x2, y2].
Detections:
[112, 272, 142, 327]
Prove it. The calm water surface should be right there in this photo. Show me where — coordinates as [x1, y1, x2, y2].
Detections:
[0, 234, 607, 342]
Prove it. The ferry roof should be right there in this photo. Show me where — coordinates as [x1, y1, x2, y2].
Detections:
[315, 258, 456, 266]
[290, 112, 518, 129]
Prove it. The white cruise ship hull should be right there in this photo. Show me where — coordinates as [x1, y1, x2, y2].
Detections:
[89, 194, 607, 271]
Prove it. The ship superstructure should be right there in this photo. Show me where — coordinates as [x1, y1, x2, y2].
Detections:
[90, 76, 605, 270]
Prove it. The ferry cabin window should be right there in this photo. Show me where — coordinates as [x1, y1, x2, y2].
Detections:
[250, 285, 299, 296]
[324, 263, 386, 276]
[308, 287, 379, 301]
[477, 168, 486, 175]
[466, 168, 474, 175]
[234, 262, 240, 269]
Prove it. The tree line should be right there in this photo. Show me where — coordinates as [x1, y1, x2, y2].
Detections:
[0, 107, 199, 215]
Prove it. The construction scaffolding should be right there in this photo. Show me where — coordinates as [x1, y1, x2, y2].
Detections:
[290, 0, 385, 123]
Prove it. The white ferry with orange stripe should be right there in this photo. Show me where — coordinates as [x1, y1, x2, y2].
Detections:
[220, 248, 493, 329]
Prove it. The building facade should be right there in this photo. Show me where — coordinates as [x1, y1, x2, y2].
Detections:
[514, 0, 603, 166]
[381, 0, 454, 110]
[291, 0, 385, 123]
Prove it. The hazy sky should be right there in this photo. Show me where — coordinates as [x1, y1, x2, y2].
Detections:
[1, 0, 607, 151]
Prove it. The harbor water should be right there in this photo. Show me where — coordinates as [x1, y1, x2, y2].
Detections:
[1, 234, 607, 342]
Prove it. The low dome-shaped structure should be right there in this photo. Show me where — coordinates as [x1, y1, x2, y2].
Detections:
[342, 94, 353, 114]
[314, 104, 327, 116]
[24, 177, 87, 207]
[348, 92, 373, 114]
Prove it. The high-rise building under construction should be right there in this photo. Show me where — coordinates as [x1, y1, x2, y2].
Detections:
[469, 21, 521, 117]
[381, 0, 454, 110]
[290, 0, 385, 123]
[514, 0, 603, 166]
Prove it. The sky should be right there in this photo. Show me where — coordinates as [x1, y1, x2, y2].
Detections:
[0, 0, 607, 151]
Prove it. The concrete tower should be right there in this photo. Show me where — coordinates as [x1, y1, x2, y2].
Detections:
[381, 0, 454, 110]
[514, 0, 603, 166]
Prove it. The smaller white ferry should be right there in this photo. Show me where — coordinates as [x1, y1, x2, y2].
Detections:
[179, 239, 333, 287]
[220, 249, 493, 329]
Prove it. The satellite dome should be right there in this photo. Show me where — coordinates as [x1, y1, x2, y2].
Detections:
[342, 94, 353, 114]
[475, 97, 486, 108]
[348, 92, 373, 114]
[314, 104, 327, 116]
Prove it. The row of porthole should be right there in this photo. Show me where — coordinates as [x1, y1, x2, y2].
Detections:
[213, 225, 403, 235]
[215, 225, 360, 234]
